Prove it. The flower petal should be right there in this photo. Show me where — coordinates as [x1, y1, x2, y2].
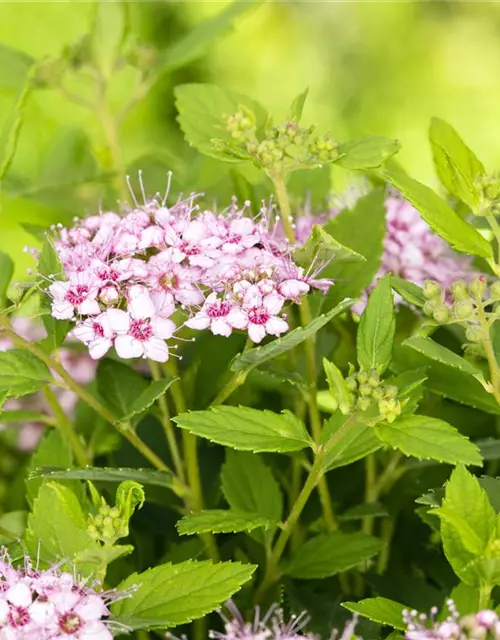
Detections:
[151, 317, 176, 339]
[143, 337, 169, 362]
[114, 335, 144, 359]
[105, 309, 130, 333]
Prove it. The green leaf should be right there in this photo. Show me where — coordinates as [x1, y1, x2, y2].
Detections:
[285, 531, 383, 579]
[177, 510, 277, 536]
[339, 502, 389, 521]
[175, 83, 267, 162]
[25, 482, 99, 576]
[121, 377, 176, 423]
[221, 450, 283, 548]
[342, 597, 407, 630]
[90, 0, 127, 78]
[289, 88, 309, 122]
[0, 252, 13, 309]
[173, 406, 312, 453]
[0, 44, 34, 91]
[37, 236, 63, 282]
[403, 336, 484, 381]
[230, 297, 353, 373]
[434, 466, 496, 586]
[322, 358, 352, 414]
[29, 466, 175, 489]
[294, 224, 365, 267]
[0, 70, 33, 183]
[116, 480, 145, 522]
[111, 560, 255, 630]
[390, 276, 425, 308]
[322, 189, 387, 308]
[336, 136, 401, 170]
[429, 117, 484, 212]
[0, 410, 50, 424]
[153, 1, 262, 76]
[0, 511, 27, 544]
[26, 430, 77, 504]
[382, 165, 493, 260]
[357, 275, 395, 373]
[375, 415, 482, 466]
[0, 349, 50, 398]
[96, 359, 148, 422]
[322, 413, 382, 471]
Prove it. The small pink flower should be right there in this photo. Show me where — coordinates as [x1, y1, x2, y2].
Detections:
[72, 313, 114, 360]
[186, 293, 237, 337]
[48, 272, 100, 320]
[239, 290, 289, 344]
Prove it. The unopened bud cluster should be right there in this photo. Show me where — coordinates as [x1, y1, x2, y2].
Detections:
[224, 107, 339, 173]
[404, 600, 500, 640]
[345, 369, 401, 423]
[87, 501, 127, 545]
[475, 173, 500, 214]
[423, 276, 500, 343]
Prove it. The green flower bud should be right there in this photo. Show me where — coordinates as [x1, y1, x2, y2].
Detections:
[109, 506, 121, 519]
[450, 279, 469, 300]
[433, 304, 450, 324]
[465, 324, 485, 343]
[345, 376, 357, 392]
[423, 300, 437, 317]
[99, 504, 111, 516]
[469, 275, 488, 299]
[356, 397, 371, 412]
[94, 515, 104, 527]
[384, 385, 398, 399]
[491, 281, 500, 300]
[368, 370, 380, 388]
[423, 280, 442, 299]
[103, 516, 113, 527]
[452, 299, 475, 320]
[371, 387, 385, 401]
[357, 371, 369, 385]
[359, 384, 373, 397]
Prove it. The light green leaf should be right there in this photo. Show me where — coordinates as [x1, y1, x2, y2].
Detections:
[230, 297, 353, 373]
[285, 531, 383, 579]
[0, 252, 13, 309]
[322, 189, 387, 308]
[375, 415, 482, 466]
[29, 466, 175, 489]
[336, 136, 401, 170]
[0, 511, 27, 544]
[120, 377, 176, 423]
[294, 224, 365, 267]
[322, 358, 352, 414]
[289, 87, 309, 122]
[357, 275, 395, 373]
[90, 0, 127, 78]
[0, 44, 34, 91]
[322, 413, 382, 471]
[429, 117, 484, 212]
[382, 165, 493, 259]
[342, 597, 407, 630]
[0, 70, 33, 183]
[0, 349, 50, 399]
[390, 276, 425, 308]
[25, 482, 99, 576]
[175, 83, 267, 162]
[153, 1, 262, 76]
[431, 506, 485, 555]
[96, 359, 148, 422]
[37, 236, 63, 282]
[221, 450, 283, 548]
[177, 510, 277, 536]
[173, 406, 312, 453]
[111, 560, 255, 630]
[448, 582, 480, 616]
[403, 336, 484, 382]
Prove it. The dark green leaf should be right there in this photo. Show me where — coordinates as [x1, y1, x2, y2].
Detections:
[96, 359, 148, 421]
[382, 165, 493, 259]
[173, 406, 312, 453]
[357, 275, 395, 373]
[322, 413, 382, 471]
[230, 297, 353, 373]
[29, 466, 175, 489]
[0, 349, 50, 398]
[177, 510, 277, 535]
[0, 252, 13, 309]
[336, 137, 401, 170]
[120, 377, 176, 423]
[342, 597, 407, 630]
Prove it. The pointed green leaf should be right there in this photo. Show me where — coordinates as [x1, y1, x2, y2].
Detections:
[294, 224, 365, 267]
[29, 466, 175, 489]
[230, 297, 354, 373]
[289, 88, 309, 122]
[285, 531, 383, 579]
[37, 236, 63, 282]
[322, 413, 382, 471]
[382, 165, 492, 259]
[0, 69, 33, 182]
[357, 274, 395, 373]
[0, 349, 50, 398]
[322, 358, 352, 414]
[429, 117, 484, 212]
[90, 0, 127, 78]
[177, 510, 277, 536]
[403, 336, 484, 382]
[0, 252, 13, 310]
[342, 597, 407, 630]
[390, 276, 425, 308]
[111, 560, 256, 630]
[120, 376, 176, 423]
[375, 415, 482, 466]
[96, 359, 148, 421]
[336, 137, 401, 170]
[173, 406, 312, 453]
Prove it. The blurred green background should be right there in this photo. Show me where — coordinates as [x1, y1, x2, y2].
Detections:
[2, 0, 500, 277]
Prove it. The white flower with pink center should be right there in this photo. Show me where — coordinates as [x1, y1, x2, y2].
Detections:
[186, 293, 240, 337]
[237, 289, 289, 344]
[147, 258, 204, 307]
[72, 313, 114, 360]
[48, 272, 100, 320]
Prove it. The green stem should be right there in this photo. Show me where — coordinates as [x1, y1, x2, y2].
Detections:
[42, 386, 89, 467]
[149, 361, 186, 484]
[272, 171, 337, 531]
[376, 516, 395, 575]
[362, 454, 377, 535]
[479, 582, 492, 609]
[476, 300, 500, 402]
[486, 212, 500, 274]
[0, 322, 173, 475]
[212, 370, 249, 406]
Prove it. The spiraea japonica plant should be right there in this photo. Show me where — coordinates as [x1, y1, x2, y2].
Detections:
[3, 2, 500, 639]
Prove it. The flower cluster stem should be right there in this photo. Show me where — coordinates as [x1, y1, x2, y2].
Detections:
[272, 171, 337, 531]
[475, 298, 500, 403]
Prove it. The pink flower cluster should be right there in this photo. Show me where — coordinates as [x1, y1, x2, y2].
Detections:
[44, 197, 331, 362]
[0, 551, 127, 639]
[0, 318, 96, 451]
[168, 602, 358, 640]
[403, 601, 500, 639]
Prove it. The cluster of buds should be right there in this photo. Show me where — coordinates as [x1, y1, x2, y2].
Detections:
[0, 549, 130, 639]
[38, 188, 332, 362]
[423, 275, 499, 344]
[404, 600, 500, 639]
[168, 601, 358, 640]
[87, 503, 127, 546]
[345, 370, 401, 423]
[475, 174, 500, 214]
[224, 106, 339, 174]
